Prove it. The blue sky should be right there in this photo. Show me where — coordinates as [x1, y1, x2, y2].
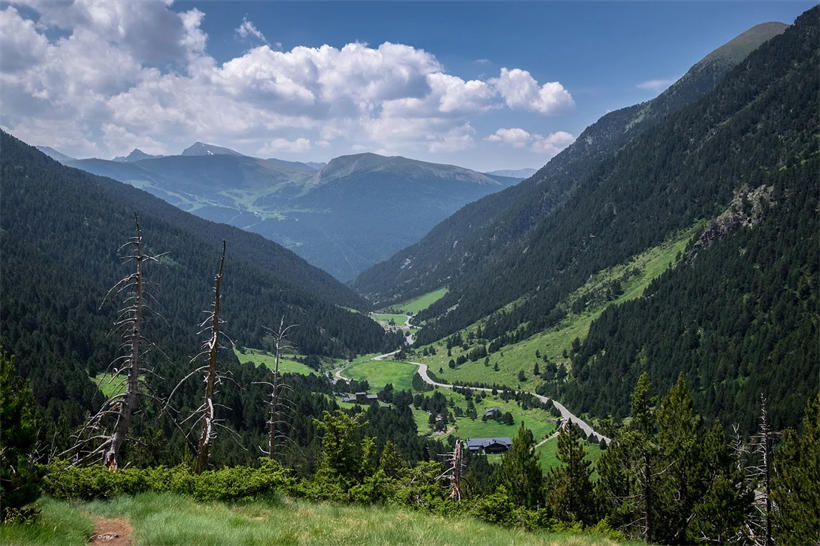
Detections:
[1, 1, 813, 171]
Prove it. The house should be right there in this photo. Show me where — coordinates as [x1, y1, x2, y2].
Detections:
[341, 392, 380, 404]
[483, 406, 501, 419]
[465, 437, 512, 454]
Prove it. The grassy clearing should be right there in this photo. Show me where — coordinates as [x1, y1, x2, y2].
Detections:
[384, 287, 449, 314]
[414, 226, 698, 390]
[536, 439, 604, 479]
[235, 348, 317, 376]
[432, 387, 557, 442]
[344, 358, 417, 391]
[371, 313, 411, 327]
[92, 373, 145, 398]
[0, 497, 94, 545]
[3, 492, 628, 545]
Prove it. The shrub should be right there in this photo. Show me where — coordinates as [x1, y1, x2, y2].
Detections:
[42, 459, 297, 502]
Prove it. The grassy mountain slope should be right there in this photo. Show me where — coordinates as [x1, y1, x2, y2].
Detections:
[412, 11, 813, 347]
[413, 226, 698, 390]
[353, 21, 787, 305]
[402, 8, 817, 430]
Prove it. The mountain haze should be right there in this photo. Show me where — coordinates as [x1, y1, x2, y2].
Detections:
[61, 149, 518, 280]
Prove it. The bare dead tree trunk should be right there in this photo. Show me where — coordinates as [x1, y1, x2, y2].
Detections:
[749, 395, 775, 546]
[195, 240, 226, 474]
[448, 439, 464, 500]
[265, 317, 295, 460]
[103, 218, 147, 469]
[642, 447, 654, 543]
[65, 216, 160, 468]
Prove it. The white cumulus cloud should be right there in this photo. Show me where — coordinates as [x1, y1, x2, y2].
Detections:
[487, 128, 574, 159]
[492, 68, 574, 114]
[636, 77, 678, 92]
[236, 17, 268, 44]
[1, 0, 575, 161]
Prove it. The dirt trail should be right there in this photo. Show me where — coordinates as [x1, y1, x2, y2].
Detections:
[89, 517, 133, 546]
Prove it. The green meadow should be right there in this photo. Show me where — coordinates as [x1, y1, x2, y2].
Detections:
[234, 348, 318, 376]
[92, 372, 145, 398]
[385, 287, 449, 315]
[0, 493, 629, 545]
[343, 357, 418, 391]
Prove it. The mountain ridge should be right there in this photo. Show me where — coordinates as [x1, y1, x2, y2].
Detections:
[352, 19, 789, 305]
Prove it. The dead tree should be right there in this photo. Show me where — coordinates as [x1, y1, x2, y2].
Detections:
[748, 395, 777, 546]
[436, 439, 466, 501]
[165, 241, 245, 472]
[254, 318, 297, 460]
[67, 217, 160, 468]
[194, 240, 226, 474]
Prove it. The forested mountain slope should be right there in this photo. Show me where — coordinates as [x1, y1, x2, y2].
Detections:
[410, 10, 814, 347]
[353, 21, 787, 304]
[555, 157, 818, 431]
[0, 131, 392, 438]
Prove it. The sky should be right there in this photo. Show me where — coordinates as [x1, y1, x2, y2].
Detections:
[0, 1, 814, 172]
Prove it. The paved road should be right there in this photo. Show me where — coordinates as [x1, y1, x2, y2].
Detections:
[411, 360, 610, 444]
[333, 342, 611, 445]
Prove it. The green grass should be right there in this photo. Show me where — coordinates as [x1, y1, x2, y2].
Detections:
[343, 357, 418, 392]
[385, 288, 449, 315]
[371, 313, 411, 327]
[0, 497, 94, 545]
[3, 492, 628, 545]
[413, 226, 699, 390]
[235, 348, 317, 376]
[536, 439, 604, 478]
[92, 373, 145, 398]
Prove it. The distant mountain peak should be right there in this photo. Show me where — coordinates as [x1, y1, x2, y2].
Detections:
[114, 148, 158, 162]
[181, 141, 244, 157]
[486, 168, 538, 179]
[700, 22, 788, 66]
[316, 152, 498, 186]
[35, 145, 75, 164]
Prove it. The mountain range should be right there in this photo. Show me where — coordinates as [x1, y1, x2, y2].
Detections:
[353, 21, 790, 305]
[43, 143, 521, 280]
[359, 14, 818, 430]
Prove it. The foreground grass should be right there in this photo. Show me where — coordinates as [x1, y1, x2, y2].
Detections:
[2, 493, 628, 545]
[0, 497, 94, 545]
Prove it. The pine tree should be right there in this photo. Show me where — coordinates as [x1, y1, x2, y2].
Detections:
[631, 371, 658, 543]
[546, 422, 595, 523]
[772, 393, 820, 543]
[500, 422, 543, 509]
[0, 352, 41, 519]
[655, 375, 705, 542]
[690, 421, 754, 543]
[378, 440, 407, 479]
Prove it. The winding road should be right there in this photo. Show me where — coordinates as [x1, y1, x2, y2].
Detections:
[411, 360, 610, 445]
[336, 352, 610, 445]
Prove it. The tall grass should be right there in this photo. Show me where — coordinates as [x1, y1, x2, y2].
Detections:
[3, 493, 630, 545]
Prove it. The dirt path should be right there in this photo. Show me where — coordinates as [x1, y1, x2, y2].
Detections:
[89, 517, 133, 546]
